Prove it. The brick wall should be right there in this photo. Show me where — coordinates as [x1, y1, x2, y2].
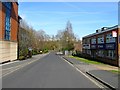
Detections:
[0, 2, 6, 40]
[0, 2, 18, 41]
[118, 27, 120, 67]
[11, 2, 18, 42]
[82, 26, 119, 66]
[0, 2, 18, 63]
[0, 2, 2, 39]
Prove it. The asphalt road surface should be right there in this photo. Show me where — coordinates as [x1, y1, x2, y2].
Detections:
[2, 52, 101, 88]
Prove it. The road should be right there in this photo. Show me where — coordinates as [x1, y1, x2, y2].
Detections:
[2, 52, 102, 88]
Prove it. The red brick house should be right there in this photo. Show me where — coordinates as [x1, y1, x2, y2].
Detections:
[82, 25, 120, 66]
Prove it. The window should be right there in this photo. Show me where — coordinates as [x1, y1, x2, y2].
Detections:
[87, 38, 90, 44]
[83, 39, 86, 44]
[98, 35, 104, 44]
[87, 50, 91, 55]
[106, 50, 116, 59]
[91, 38, 96, 44]
[83, 38, 90, 44]
[83, 50, 85, 53]
[3, 2, 11, 9]
[97, 50, 104, 57]
[106, 33, 116, 43]
[4, 2, 11, 40]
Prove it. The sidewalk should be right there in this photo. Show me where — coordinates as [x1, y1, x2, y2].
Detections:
[63, 56, 119, 89]
[1, 53, 49, 78]
[1, 53, 49, 69]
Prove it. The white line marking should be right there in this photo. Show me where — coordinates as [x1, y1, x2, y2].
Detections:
[0, 61, 19, 66]
[60, 56, 105, 89]
[1, 63, 29, 71]
[1, 54, 49, 71]
[0, 54, 49, 78]
[0, 60, 36, 78]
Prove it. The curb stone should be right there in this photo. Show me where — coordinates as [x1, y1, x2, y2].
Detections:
[62, 57, 74, 64]
[62, 56, 117, 90]
[86, 71, 116, 90]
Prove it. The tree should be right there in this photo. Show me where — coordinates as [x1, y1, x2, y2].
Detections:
[19, 20, 42, 57]
[56, 21, 76, 51]
[19, 19, 78, 58]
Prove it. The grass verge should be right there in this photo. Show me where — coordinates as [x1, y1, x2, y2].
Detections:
[109, 70, 120, 74]
[68, 56, 105, 65]
[68, 55, 119, 74]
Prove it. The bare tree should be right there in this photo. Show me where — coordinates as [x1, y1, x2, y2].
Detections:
[19, 19, 79, 58]
[56, 21, 76, 51]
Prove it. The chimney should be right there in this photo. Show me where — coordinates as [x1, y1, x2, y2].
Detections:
[101, 27, 108, 31]
[96, 30, 99, 33]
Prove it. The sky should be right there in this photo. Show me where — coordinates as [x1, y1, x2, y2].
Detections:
[18, 2, 118, 39]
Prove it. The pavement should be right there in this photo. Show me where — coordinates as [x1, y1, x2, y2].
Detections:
[2, 52, 103, 88]
[0, 53, 48, 78]
[63, 56, 119, 89]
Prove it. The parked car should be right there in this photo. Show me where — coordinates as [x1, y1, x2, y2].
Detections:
[56, 52, 63, 55]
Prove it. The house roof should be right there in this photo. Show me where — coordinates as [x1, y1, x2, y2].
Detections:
[83, 25, 118, 39]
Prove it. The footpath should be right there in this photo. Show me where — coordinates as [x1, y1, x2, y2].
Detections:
[63, 56, 119, 90]
[0, 53, 49, 78]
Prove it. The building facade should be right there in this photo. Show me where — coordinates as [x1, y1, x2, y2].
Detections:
[0, 2, 19, 63]
[82, 25, 120, 66]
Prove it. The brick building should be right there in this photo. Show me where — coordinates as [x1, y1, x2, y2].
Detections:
[82, 25, 120, 66]
[0, 2, 19, 63]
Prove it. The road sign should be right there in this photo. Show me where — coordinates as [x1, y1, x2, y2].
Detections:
[112, 31, 117, 37]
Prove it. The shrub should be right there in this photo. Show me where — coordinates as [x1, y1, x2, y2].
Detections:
[19, 48, 28, 59]
[32, 50, 38, 55]
[19, 56, 25, 60]
[43, 49, 48, 53]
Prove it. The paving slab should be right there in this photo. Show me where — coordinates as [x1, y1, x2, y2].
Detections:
[87, 70, 119, 89]
[63, 56, 119, 89]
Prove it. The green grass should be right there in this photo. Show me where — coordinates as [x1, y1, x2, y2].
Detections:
[109, 70, 120, 74]
[69, 56, 120, 74]
[68, 56, 105, 65]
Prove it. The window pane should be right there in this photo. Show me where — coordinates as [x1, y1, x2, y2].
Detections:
[3, 2, 11, 10]
[5, 6, 11, 40]
[106, 33, 116, 43]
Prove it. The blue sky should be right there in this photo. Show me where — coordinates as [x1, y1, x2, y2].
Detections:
[19, 2, 118, 39]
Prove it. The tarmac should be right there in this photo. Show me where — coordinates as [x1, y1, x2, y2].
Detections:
[1, 53, 119, 89]
[63, 56, 119, 90]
